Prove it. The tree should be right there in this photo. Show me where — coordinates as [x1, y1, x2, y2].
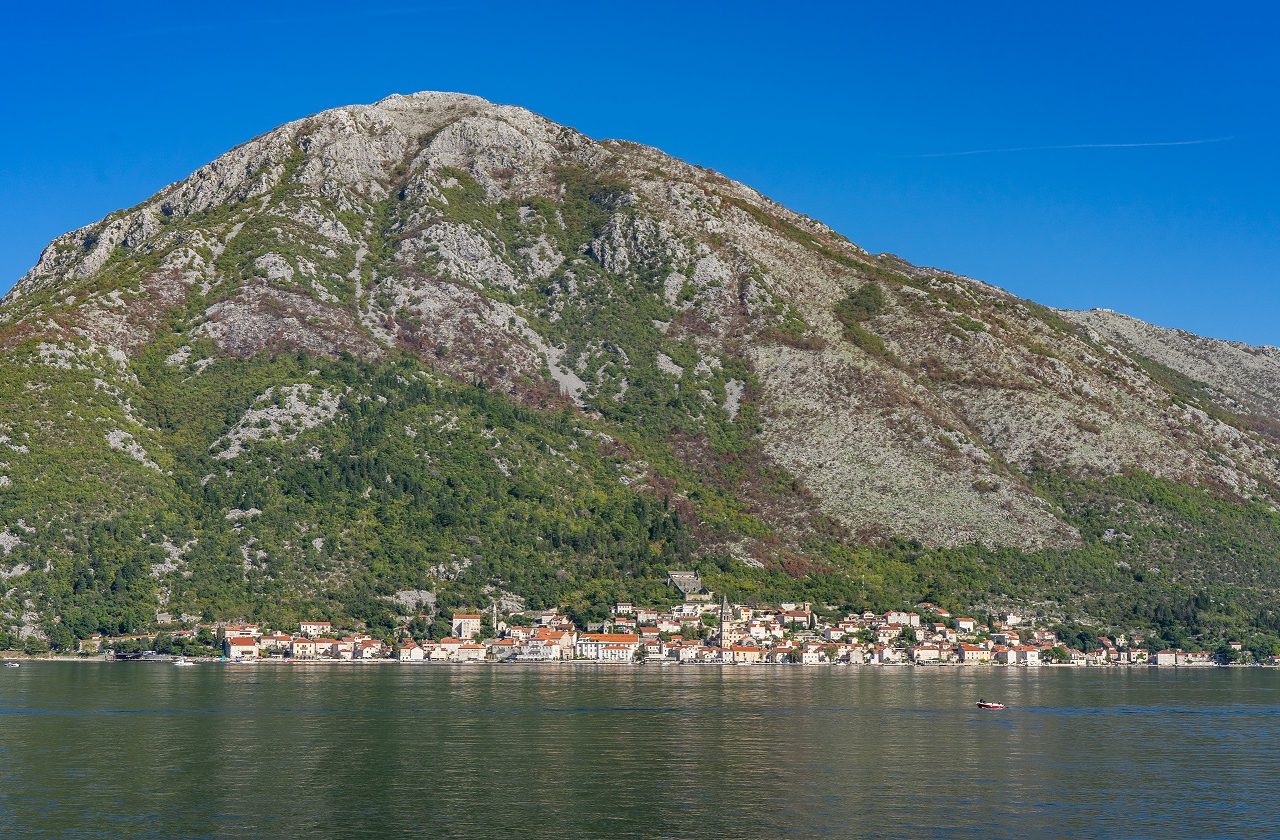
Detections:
[111, 637, 151, 655]
[45, 624, 74, 653]
[429, 615, 453, 639]
[1054, 624, 1100, 653]
[1248, 637, 1280, 661]
[1214, 644, 1243, 665]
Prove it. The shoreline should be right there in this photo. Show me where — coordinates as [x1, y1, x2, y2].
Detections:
[2, 653, 1268, 670]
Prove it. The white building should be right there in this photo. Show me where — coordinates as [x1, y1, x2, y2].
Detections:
[575, 633, 640, 660]
[223, 623, 261, 639]
[909, 645, 942, 663]
[451, 613, 483, 640]
[299, 620, 332, 637]
[224, 637, 258, 661]
[1016, 646, 1042, 666]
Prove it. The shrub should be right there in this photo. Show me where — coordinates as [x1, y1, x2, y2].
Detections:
[833, 284, 898, 362]
[834, 283, 884, 324]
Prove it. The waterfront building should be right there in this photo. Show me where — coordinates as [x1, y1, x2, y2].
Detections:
[225, 637, 259, 661]
[909, 644, 942, 664]
[576, 633, 640, 660]
[289, 638, 318, 659]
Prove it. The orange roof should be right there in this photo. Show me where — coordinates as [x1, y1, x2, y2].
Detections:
[227, 637, 256, 646]
[582, 633, 640, 643]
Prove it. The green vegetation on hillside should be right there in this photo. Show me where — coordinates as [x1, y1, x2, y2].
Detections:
[3, 336, 1280, 654]
[833, 283, 895, 361]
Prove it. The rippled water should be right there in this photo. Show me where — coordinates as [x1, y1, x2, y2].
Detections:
[1, 663, 1277, 838]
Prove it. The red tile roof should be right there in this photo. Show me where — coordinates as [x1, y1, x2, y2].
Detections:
[581, 633, 640, 643]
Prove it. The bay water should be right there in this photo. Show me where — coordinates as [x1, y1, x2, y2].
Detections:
[1, 662, 1276, 838]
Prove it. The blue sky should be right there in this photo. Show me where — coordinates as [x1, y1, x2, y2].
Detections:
[2, 2, 1277, 343]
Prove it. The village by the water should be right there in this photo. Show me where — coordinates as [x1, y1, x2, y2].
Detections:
[57, 570, 1263, 668]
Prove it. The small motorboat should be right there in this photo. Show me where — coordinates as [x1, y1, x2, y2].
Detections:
[976, 699, 1005, 710]
[4, 662, 19, 668]
[173, 657, 195, 667]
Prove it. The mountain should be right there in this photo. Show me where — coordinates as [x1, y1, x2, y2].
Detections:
[3, 91, 1280, 649]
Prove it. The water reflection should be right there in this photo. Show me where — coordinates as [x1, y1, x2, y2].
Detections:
[0, 663, 1277, 838]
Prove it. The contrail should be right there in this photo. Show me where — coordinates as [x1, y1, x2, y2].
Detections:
[904, 136, 1236, 158]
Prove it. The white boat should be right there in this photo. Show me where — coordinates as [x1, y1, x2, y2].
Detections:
[976, 700, 1005, 710]
[3, 662, 19, 668]
[173, 657, 196, 667]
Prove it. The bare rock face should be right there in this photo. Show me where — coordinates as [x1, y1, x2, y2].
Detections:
[212, 384, 342, 460]
[1063, 308, 1280, 421]
[193, 284, 381, 359]
[4, 90, 1280, 557]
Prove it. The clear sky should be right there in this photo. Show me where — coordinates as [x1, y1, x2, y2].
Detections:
[3, 2, 1277, 343]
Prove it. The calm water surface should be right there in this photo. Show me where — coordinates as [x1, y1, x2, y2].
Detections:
[0, 662, 1277, 839]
